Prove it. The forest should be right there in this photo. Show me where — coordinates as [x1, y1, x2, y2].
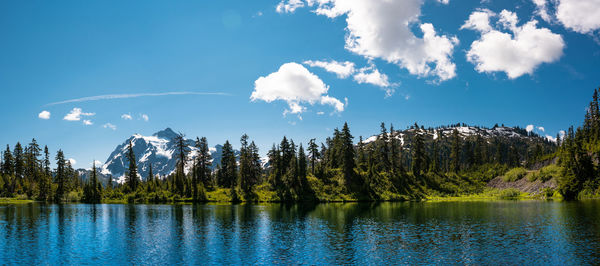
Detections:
[1, 88, 599, 203]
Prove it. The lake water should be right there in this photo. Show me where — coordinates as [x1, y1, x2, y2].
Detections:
[1, 201, 599, 265]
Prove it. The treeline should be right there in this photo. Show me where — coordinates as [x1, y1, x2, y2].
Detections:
[556, 88, 600, 199]
[0, 121, 556, 203]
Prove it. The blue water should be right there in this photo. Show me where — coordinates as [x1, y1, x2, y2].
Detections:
[1, 201, 599, 265]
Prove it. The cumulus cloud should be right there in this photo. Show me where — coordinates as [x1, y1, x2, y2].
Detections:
[276, 0, 459, 82]
[141, 114, 149, 122]
[538, 126, 545, 132]
[103, 123, 117, 130]
[555, 0, 600, 34]
[82, 119, 93, 126]
[303, 60, 356, 78]
[526, 124, 535, 132]
[250, 62, 345, 115]
[38, 110, 50, 120]
[68, 158, 76, 166]
[353, 65, 395, 97]
[462, 9, 565, 79]
[437, 0, 450, 4]
[63, 108, 95, 121]
[532, 0, 600, 34]
[121, 113, 132, 120]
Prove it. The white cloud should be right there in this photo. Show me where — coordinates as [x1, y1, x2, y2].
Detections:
[251, 62, 345, 115]
[277, 0, 459, 82]
[38, 110, 50, 120]
[526, 124, 534, 132]
[462, 9, 565, 79]
[63, 108, 95, 121]
[82, 119, 93, 126]
[276, 0, 304, 13]
[141, 114, 149, 122]
[538, 126, 545, 132]
[437, 0, 450, 4]
[303, 60, 356, 78]
[353, 65, 395, 97]
[68, 158, 76, 166]
[316, 111, 325, 115]
[121, 113, 132, 120]
[555, 0, 600, 34]
[103, 123, 117, 130]
[545, 135, 557, 142]
[532, 0, 552, 22]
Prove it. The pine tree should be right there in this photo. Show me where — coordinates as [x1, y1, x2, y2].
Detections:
[147, 163, 154, 192]
[54, 150, 66, 202]
[219, 140, 237, 189]
[239, 134, 257, 195]
[126, 140, 138, 192]
[357, 136, 367, 171]
[173, 134, 190, 195]
[2, 145, 13, 176]
[196, 137, 212, 188]
[450, 129, 461, 172]
[377, 122, 390, 172]
[307, 138, 319, 175]
[411, 132, 425, 176]
[341, 122, 356, 190]
[13, 142, 24, 182]
[390, 124, 398, 174]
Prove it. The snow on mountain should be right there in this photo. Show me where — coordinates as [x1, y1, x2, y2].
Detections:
[101, 128, 237, 183]
[364, 126, 536, 145]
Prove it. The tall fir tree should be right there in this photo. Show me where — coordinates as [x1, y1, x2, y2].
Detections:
[126, 140, 138, 192]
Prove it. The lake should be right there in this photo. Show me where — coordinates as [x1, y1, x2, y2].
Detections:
[1, 201, 599, 265]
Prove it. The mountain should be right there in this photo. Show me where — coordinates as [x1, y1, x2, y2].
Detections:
[100, 128, 238, 183]
[362, 124, 554, 155]
[363, 125, 544, 145]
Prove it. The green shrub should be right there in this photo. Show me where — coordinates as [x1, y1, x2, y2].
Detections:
[538, 164, 563, 182]
[502, 167, 527, 182]
[498, 188, 521, 199]
[541, 187, 555, 198]
[526, 171, 539, 182]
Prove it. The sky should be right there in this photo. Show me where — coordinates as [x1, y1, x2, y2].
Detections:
[0, 0, 599, 168]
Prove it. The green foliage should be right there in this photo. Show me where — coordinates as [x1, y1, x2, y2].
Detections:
[498, 188, 522, 199]
[502, 167, 527, 182]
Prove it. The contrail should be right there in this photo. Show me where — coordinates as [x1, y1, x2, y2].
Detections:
[45, 91, 232, 106]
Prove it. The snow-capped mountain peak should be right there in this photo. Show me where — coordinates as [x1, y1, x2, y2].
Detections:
[101, 128, 234, 183]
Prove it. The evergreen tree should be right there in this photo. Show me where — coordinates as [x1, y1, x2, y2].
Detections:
[38, 145, 52, 201]
[196, 137, 212, 188]
[389, 124, 398, 174]
[307, 138, 319, 175]
[219, 140, 237, 189]
[411, 132, 425, 176]
[239, 134, 259, 195]
[450, 129, 461, 172]
[13, 142, 24, 182]
[376, 122, 390, 172]
[2, 145, 13, 176]
[54, 150, 66, 202]
[341, 123, 356, 190]
[126, 140, 138, 192]
[83, 161, 102, 203]
[173, 134, 190, 195]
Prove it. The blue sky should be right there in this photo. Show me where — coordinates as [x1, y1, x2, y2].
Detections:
[0, 0, 599, 168]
